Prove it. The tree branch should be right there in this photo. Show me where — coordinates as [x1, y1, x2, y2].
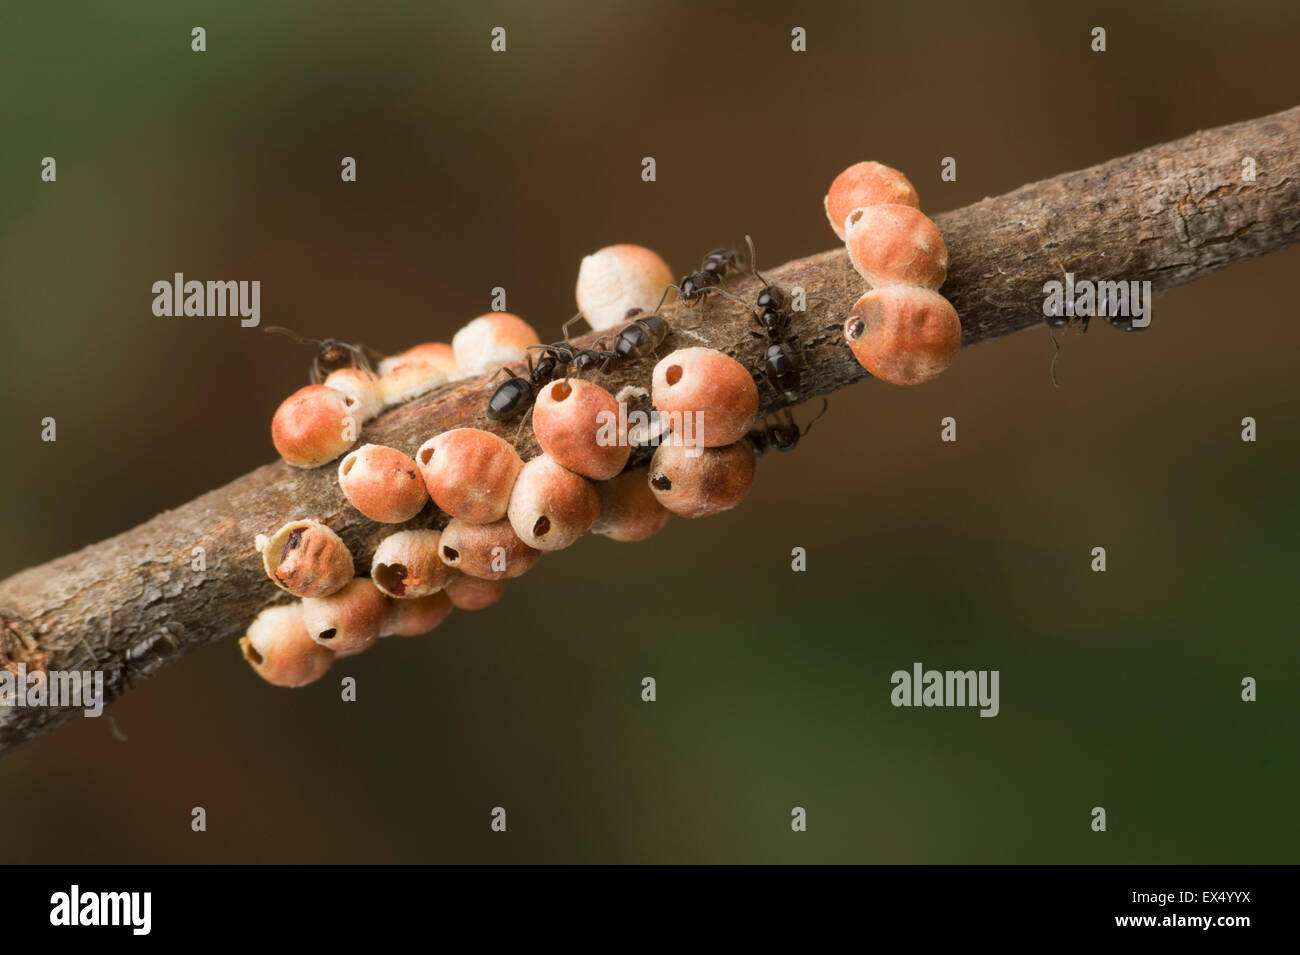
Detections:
[2, 106, 1297, 756]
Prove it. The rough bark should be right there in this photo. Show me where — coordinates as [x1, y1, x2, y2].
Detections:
[2, 106, 1297, 756]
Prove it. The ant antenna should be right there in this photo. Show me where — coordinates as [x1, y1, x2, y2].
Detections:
[561, 311, 587, 341]
[527, 342, 577, 362]
[744, 235, 771, 286]
[1048, 326, 1063, 388]
[709, 286, 751, 309]
[802, 397, 830, 436]
[651, 285, 677, 315]
[264, 325, 316, 346]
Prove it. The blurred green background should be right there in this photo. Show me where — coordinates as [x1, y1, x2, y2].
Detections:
[1, 0, 1296, 863]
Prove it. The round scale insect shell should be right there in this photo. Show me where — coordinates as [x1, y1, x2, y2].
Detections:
[338, 444, 429, 523]
[239, 604, 334, 687]
[322, 368, 384, 422]
[399, 342, 460, 377]
[844, 204, 948, 290]
[824, 161, 921, 240]
[647, 441, 756, 519]
[301, 578, 389, 655]
[592, 468, 671, 542]
[370, 529, 455, 598]
[384, 591, 454, 637]
[438, 518, 540, 580]
[506, 454, 600, 551]
[258, 519, 354, 598]
[532, 378, 631, 481]
[416, 428, 523, 524]
[843, 287, 962, 385]
[574, 244, 675, 331]
[651, 347, 759, 448]
[452, 314, 542, 377]
[444, 574, 507, 611]
[377, 342, 460, 406]
[271, 384, 360, 468]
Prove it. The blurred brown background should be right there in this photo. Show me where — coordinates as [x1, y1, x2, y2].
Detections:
[1, 0, 1296, 862]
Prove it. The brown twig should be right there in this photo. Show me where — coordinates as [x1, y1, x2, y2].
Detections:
[2, 106, 1297, 756]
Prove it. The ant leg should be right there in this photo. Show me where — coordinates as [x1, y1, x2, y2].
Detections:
[488, 365, 524, 387]
[750, 353, 778, 404]
[347, 343, 378, 377]
[710, 286, 749, 308]
[686, 285, 751, 331]
[513, 403, 536, 445]
[801, 293, 834, 313]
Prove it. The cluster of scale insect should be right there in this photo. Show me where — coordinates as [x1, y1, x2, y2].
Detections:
[486, 239, 823, 427]
[266, 238, 829, 452]
[482, 243, 755, 424]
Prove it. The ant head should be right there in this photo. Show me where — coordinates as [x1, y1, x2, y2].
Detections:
[772, 425, 799, 452]
[318, 340, 354, 369]
[265, 327, 372, 382]
[757, 287, 786, 311]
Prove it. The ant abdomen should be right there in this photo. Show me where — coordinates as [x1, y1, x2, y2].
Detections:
[614, 313, 668, 360]
[486, 377, 535, 420]
[747, 399, 829, 455]
[763, 342, 801, 402]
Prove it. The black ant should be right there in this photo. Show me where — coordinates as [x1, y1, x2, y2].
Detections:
[485, 343, 575, 421]
[1043, 312, 1088, 333]
[264, 326, 378, 384]
[561, 296, 674, 366]
[612, 303, 671, 361]
[486, 298, 675, 426]
[488, 290, 680, 426]
[569, 338, 620, 377]
[747, 399, 829, 455]
[739, 235, 806, 403]
[677, 247, 745, 308]
[559, 309, 627, 377]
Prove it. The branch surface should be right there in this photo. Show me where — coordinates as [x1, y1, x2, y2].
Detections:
[3, 105, 1298, 755]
